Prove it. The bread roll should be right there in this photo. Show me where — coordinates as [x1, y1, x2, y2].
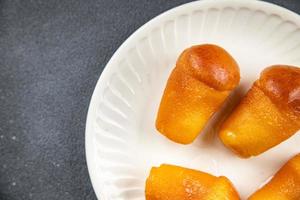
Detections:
[248, 154, 300, 199]
[145, 164, 240, 200]
[219, 65, 300, 158]
[156, 44, 240, 144]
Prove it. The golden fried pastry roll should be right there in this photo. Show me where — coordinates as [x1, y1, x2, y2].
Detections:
[248, 154, 300, 200]
[145, 164, 240, 200]
[156, 44, 240, 144]
[219, 65, 300, 158]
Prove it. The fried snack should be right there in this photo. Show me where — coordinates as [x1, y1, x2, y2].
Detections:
[248, 154, 300, 200]
[219, 65, 300, 158]
[156, 44, 240, 144]
[145, 164, 240, 200]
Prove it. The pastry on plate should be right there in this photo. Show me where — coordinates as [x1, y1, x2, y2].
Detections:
[145, 164, 240, 200]
[219, 65, 300, 158]
[248, 154, 300, 199]
[156, 44, 240, 144]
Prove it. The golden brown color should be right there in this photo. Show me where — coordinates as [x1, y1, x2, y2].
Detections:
[248, 154, 300, 200]
[219, 65, 300, 158]
[203, 176, 241, 200]
[156, 44, 240, 144]
[145, 164, 240, 200]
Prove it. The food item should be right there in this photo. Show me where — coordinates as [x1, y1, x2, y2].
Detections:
[248, 154, 300, 199]
[219, 65, 300, 158]
[156, 44, 240, 144]
[145, 164, 240, 200]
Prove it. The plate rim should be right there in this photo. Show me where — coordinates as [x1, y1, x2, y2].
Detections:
[85, 0, 300, 199]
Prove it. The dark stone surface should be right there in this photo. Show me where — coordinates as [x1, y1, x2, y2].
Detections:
[0, 0, 299, 199]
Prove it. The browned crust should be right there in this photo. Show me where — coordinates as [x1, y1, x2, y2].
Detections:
[176, 44, 240, 91]
[256, 65, 300, 116]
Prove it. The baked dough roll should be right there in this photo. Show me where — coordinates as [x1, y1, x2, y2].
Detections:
[248, 154, 300, 200]
[219, 65, 300, 158]
[156, 44, 240, 144]
[145, 164, 240, 200]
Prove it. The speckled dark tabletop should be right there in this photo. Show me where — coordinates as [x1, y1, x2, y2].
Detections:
[0, 0, 299, 199]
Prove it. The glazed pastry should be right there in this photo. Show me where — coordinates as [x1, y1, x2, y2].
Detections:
[145, 164, 240, 200]
[156, 44, 240, 144]
[248, 154, 300, 199]
[219, 65, 300, 158]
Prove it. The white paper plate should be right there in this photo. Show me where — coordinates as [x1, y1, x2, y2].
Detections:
[86, 0, 300, 199]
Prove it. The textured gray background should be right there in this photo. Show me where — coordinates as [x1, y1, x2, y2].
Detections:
[0, 0, 299, 199]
